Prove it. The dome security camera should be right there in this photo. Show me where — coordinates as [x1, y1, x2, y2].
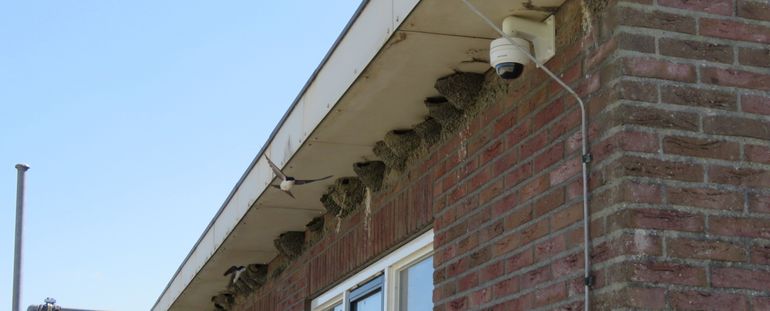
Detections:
[490, 36, 530, 80]
[489, 16, 556, 80]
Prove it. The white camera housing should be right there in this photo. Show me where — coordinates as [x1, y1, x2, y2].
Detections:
[490, 15, 556, 80]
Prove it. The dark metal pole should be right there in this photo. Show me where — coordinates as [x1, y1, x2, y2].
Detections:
[14, 163, 30, 311]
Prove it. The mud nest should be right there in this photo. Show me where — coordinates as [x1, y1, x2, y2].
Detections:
[243, 264, 268, 287]
[384, 129, 421, 159]
[306, 216, 325, 232]
[329, 177, 366, 217]
[424, 97, 465, 133]
[211, 293, 234, 310]
[475, 73, 509, 110]
[414, 118, 442, 147]
[373, 140, 406, 171]
[353, 161, 386, 192]
[274, 231, 305, 259]
[320, 193, 342, 216]
[434, 72, 485, 111]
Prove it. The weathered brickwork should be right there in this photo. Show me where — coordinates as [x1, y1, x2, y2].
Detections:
[232, 0, 770, 310]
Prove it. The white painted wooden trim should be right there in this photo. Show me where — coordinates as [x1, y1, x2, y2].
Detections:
[311, 230, 433, 311]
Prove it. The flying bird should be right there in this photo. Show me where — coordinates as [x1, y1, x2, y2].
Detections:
[224, 265, 245, 288]
[266, 156, 332, 199]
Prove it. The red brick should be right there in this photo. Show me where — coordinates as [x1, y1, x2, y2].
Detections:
[622, 57, 696, 82]
[746, 144, 770, 164]
[608, 156, 703, 182]
[663, 136, 740, 160]
[551, 252, 583, 276]
[504, 205, 533, 230]
[670, 291, 748, 311]
[628, 262, 707, 286]
[505, 249, 534, 272]
[480, 140, 503, 164]
[709, 166, 770, 188]
[700, 18, 770, 43]
[738, 0, 770, 21]
[616, 7, 696, 34]
[534, 99, 564, 129]
[519, 219, 550, 242]
[521, 265, 551, 288]
[492, 276, 519, 297]
[533, 188, 565, 217]
[739, 47, 770, 68]
[479, 260, 504, 283]
[625, 287, 667, 309]
[534, 235, 566, 261]
[743, 94, 770, 115]
[468, 287, 492, 307]
[668, 238, 747, 261]
[457, 271, 478, 292]
[479, 179, 503, 205]
[505, 120, 531, 148]
[617, 79, 658, 102]
[492, 232, 522, 256]
[617, 32, 656, 53]
[701, 67, 770, 90]
[751, 244, 770, 265]
[520, 131, 548, 160]
[492, 149, 518, 173]
[534, 144, 564, 171]
[613, 106, 699, 131]
[550, 203, 583, 230]
[754, 296, 770, 311]
[704, 115, 770, 140]
[659, 0, 733, 15]
[519, 175, 549, 203]
[494, 109, 517, 136]
[549, 158, 581, 186]
[709, 216, 770, 239]
[611, 208, 704, 232]
[660, 37, 733, 63]
[505, 162, 532, 189]
[661, 85, 736, 110]
[668, 187, 743, 211]
[712, 267, 770, 291]
[749, 193, 770, 213]
[533, 282, 566, 307]
[447, 296, 468, 311]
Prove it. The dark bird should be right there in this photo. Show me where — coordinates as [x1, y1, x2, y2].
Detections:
[224, 265, 245, 288]
[266, 156, 332, 199]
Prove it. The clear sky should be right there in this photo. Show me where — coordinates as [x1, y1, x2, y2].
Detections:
[0, 1, 361, 310]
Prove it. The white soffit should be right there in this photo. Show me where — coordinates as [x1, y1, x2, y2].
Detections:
[154, 0, 566, 310]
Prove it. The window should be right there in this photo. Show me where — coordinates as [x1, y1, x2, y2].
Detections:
[397, 256, 433, 310]
[312, 230, 434, 311]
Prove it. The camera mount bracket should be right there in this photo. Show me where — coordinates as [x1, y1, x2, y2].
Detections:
[502, 15, 556, 64]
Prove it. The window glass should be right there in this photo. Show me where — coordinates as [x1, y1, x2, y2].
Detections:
[399, 256, 433, 311]
[326, 303, 343, 311]
[350, 275, 383, 311]
[351, 290, 382, 311]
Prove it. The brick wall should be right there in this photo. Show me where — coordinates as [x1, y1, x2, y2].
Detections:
[231, 0, 770, 310]
[588, 0, 770, 310]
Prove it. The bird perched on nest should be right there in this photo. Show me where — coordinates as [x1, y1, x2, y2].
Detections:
[266, 156, 332, 198]
[224, 265, 245, 289]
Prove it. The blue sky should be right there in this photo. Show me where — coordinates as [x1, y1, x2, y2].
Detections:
[0, 1, 360, 309]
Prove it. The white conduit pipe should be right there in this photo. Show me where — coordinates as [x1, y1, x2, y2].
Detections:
[459, 1, 594, 310]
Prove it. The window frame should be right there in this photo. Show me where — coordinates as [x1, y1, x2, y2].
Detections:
[311, 230, 434, 311]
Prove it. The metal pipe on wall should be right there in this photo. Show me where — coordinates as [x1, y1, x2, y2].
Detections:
[14, 163, 30, 311]
[459, 1, 594, 310]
